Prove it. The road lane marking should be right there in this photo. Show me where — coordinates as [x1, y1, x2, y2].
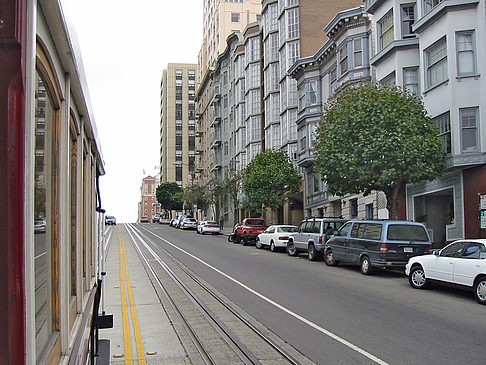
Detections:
[132, 224, 390, 365]
[122, 230, 146, 365]
[118, 227, 132, 363]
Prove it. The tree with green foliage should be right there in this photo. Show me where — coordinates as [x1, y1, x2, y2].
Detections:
[156, 182, 183, 212]
[221, 169, 244, 226]
[183, 183, 211, 213]
[314, 81, 445, 219]
[243, 149, 301, 215]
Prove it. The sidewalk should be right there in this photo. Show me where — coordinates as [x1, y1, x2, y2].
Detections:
[99, 225, 190, 364]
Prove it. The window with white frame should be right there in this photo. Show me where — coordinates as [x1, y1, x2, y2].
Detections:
[251, 116, 261, 141]
[309, 80, 318, 105]
[460, 107, 479, 152]
[424, 0, 444, 14]
[281, 114, 288, 143]
[403, 67, 419, 95]
[288, 79, 298, 106]
[280, 79, 287, 110]
[250, 89, 260, 114]
[380, 72, 396, 86]
[299, 127, 307, 152]
[272, 93, 280, 121]
[401, 4, 415, 38]
[268, 3, 278, 32]
[425, 37, 447, 89]
[273, 124, 281, 147]
[250, 63, 260, 88]
[433, 112, 451, 154]
[378, 10, 394, 50]
[250, 37, 259, 62]
[270, 33, 279, 62]
[288, 41, 300, 68]
[353, 38, 363, 67]
[339, 43, 348, 76]
[330, 67, 337, 94]
[251, 143, 261, 160]
[298, 84, 305, 110]
[271, 63, 279, 91]
[456, 31, 476, 76]
[289, 109, 298, 140]
[287, 8, 300, 39]
[280, 47, 287, 75]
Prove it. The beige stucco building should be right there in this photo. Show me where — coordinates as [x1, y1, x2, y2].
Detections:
[198, 0, 261, 82]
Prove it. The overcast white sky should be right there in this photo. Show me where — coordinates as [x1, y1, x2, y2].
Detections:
[63, 0, 203, 222]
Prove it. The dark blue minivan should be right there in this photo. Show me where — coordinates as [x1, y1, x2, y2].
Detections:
[324, 220, 432, 275]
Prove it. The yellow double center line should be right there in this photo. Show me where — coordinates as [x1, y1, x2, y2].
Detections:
[118, 226, 146, 364]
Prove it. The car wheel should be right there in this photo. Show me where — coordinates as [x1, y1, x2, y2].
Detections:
[242, 234, 249, 246]
[308, 244, 320, 261]
[287, 241, 297, 256]
[324, 249, 338, 266]
[270, 241, 276, 252]
[474, 277, 486, 305]
[360, 256, 373, 275]
[409, 265, 430, 289]
[255, 238, 262, 249]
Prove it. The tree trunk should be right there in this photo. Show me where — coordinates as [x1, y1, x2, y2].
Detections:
[385, 184, 402, 220]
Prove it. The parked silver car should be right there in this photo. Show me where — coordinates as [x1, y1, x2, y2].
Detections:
[180, 217, 197, 230]
[286, 218, 347, 260]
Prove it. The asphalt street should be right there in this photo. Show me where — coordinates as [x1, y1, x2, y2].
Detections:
[137, 223, 486, 365]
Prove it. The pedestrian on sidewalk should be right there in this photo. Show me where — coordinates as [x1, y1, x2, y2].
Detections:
[219, 216, 224, 231]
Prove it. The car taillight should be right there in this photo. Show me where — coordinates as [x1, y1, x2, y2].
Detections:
[380, 243, 388, 253]
[278, 236, 289, 240]
[428, 244, 433, 254]
[319, 236, 323, 244]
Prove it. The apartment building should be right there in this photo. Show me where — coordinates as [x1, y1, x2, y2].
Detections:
[198, 0, 261, 82]
[290, 5, 380, 222]
[160, 63, 198, 188]
[291, 0, 486, 247]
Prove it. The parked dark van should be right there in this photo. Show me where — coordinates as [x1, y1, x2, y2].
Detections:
[324, 220, 432, 274]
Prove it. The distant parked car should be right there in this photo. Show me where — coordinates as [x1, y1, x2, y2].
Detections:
[256, 225, 298, 252]
[325, 220, 432, 275]
[105, 215, 116, 225]
[180, 217, 197, 230]
[197, 220, 221, 235]
[140, 216, 149, 223]
[176, 214, 193, 228]
[159, 217, 171, 224]
[34, 217, 46, 233]
[406, 239, 486, 305]
[286, 218, 347, 260]
[152, 213, 160, 223]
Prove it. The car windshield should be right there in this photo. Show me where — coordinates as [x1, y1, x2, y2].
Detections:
[246, 219, 265, 226]
[280, 226, 299, 233]
[387, 225, 429, 242]
[185, 218, 197, 222]
[206, 221, 217, 225]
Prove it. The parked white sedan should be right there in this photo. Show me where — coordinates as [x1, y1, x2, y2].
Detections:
[197, 221, 221, 235]
[406, 239, 486, 304]
[180, 217, 198, 230]
[256, 225, 299, 252]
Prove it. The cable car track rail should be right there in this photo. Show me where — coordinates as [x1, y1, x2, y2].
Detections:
[125, 223, 304, 365]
